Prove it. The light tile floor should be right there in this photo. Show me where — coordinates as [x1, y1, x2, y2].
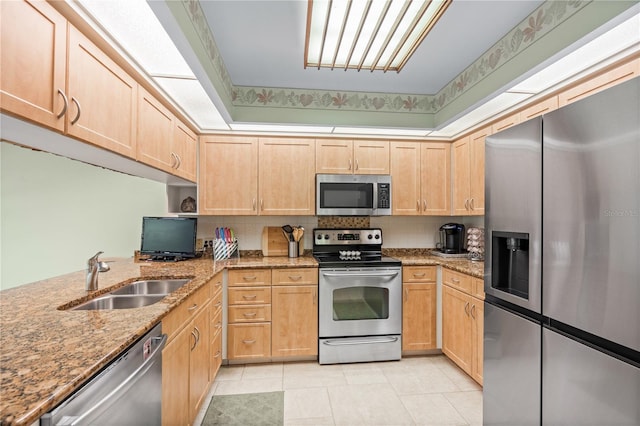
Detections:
[195, 355, 482, 426]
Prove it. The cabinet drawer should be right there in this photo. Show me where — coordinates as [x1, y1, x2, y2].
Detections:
[163, 283, 210, 341]
[210, 272, 223, 299]
[228, 287, 271, 305]
[403, 266, 437, 283]
[442, 268, 473, 294]
[228, 269, 271, 287]
[472, 277, 485, 300]
[228, 305, 272, 323]
[211, 308, 223, 339]
[211, 329, 223, 380]
[227, 323, 271, 360]
[211, 285, 223, 314]
[272, 268, 318, 285]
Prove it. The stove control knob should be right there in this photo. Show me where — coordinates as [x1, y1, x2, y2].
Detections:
[375, 234, 380, 240]
[367, 234, 373, 239]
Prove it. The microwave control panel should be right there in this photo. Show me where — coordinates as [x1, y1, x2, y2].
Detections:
[377, 183, 390, 209]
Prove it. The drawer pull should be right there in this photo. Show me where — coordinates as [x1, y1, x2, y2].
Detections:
[242, 295, 257, 300]
[242, 339, 256, 344]
[216, 281, 222, 287]
[188, 303, 198, 311]
[242, 275, 257, 281]
[215, 322, 222, 329]
[413, 272, 426, 277]
[471, 304, 476, 319]
[243, 312, 257, 317]
[451, 278, 460, 283]
[214, 351, 222, 358]
[464, 302, 470, 316]
[56, 89, 68, 118]
[214, 301, 222, 308]
[288, 275, 302, 281]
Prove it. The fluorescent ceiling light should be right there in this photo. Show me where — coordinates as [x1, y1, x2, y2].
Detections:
[333, 127, 430, 136]
[229, 124, 334, 133]
[305, 0, 451, 72]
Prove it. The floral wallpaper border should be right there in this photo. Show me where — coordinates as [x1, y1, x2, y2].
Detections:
[178, 0, 590, 115]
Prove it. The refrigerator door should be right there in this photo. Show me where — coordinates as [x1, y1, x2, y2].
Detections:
[543, 78, 640, 352]
[543, 327, 640, 425]
[485, 118, 542, 313]
[484, 303, 541, 426]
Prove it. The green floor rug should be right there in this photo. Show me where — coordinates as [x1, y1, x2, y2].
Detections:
[202, 391, 284, 426]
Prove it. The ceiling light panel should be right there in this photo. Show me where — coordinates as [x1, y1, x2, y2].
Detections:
[306, 0, 451, 72]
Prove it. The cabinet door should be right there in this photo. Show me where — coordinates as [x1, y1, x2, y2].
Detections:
[189, 305, 211, 421]
[420, 143, 451, 215]
[451, 137, 471, 215]
[390, 142, 421, 215]
[172, 120, 198, 182]
[136, 87, 173, 172]
[353, 140, 389, 174]
[0, 0, 67, 131]
[199, 136, 258, 215]
[259, 137, 315, 215]
[469, 127, 488, 215]
[67, 26, 137, 158]
[272, 285, 318, 357]
[162, 328, 190, 426]
[228, 323, 271, 360]
[402, 283, 437, 351]
[316, 139, 352, 174]
[442, 285, 471, 374]
[471, 298, 484, 385]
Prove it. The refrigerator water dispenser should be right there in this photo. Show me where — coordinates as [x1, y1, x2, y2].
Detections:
[491, 231, 529, 299]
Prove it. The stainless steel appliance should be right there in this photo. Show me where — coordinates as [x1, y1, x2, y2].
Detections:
[484, 78, 640, 425]
[313, 228, 402, 364]
[437, 223, 466, 254]
[41, 323, 166, 425]
[316, 174, 391, 216]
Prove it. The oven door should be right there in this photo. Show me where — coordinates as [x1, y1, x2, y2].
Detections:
[319, 267, 402, 337]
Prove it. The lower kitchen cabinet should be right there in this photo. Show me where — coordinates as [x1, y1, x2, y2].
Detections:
[402, 266, 437, 352]
[228, 323, 272, 360]
[189, 306, 211, 421]
[272, 285, 318, 357]
[442, 269, 484, 385]
[162, 327, 190, 426]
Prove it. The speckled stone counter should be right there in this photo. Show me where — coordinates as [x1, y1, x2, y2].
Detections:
[0, 251, 480, 425]
[0, 255, 318, 426]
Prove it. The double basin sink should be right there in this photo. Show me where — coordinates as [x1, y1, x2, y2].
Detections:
[70, 279, 191, 311]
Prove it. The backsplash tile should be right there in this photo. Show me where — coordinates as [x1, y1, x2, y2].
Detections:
[317, 216, 370, 228]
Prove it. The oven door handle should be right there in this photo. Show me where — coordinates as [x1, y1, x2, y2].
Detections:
[321, 272, 399, 278]
[322, 336, 399, 346]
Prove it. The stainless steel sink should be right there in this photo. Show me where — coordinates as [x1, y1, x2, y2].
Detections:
[110, 279, 190, 295]
[71, 295, 166, 310]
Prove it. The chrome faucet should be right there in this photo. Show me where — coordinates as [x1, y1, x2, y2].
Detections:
[86, 251, 110, 291]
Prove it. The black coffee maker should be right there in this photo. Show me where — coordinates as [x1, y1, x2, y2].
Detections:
[438, 223, 466, 253]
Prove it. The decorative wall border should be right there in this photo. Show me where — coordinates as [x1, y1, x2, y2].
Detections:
[178, 0, 591, 115]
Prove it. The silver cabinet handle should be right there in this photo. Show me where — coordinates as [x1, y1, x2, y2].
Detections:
[260, 199, 264, 211]
[176, 154, 182, 168]
[288, 275, 302, 281]
[170, 152, 178, 168]
[413, 272, 426, 278]
[252, 198, 257, 211]
[471, 304, 476, 319]
[188, 303, 198, 311]
[56, 89, 68, 119]
[242, 275, 257, 281]
[242, 294, 257, 300]
[213, 350, 222, 358]
[355, 159, 359, 171]
[464, 301, 470, 316]
[404, 288, 408, 302]
[191, 330, 197, 350]
[243, 312, 257, 317]
[470, 198, 475, 210]
[416, 200, 420, 211]
[70, 97, 81, 125]
[451, 277, 460, 283]
[464, 199, 469, 210]
[423, 200, 427, 211]
[313, 289, 317, 306]
[348, 158, 352, 170]
[242, 339, 256, 344]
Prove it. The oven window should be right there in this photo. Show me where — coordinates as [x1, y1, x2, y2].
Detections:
[332, 287, 389, 320]
[320, 183, 373, 208]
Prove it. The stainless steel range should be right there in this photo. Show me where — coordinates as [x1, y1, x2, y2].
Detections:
[313, 228, 402, 364]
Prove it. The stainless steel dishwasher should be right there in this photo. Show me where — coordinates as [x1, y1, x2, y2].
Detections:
[41, 322, 166, 426]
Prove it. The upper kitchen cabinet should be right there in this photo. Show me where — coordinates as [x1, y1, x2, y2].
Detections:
[259, 137, 315, 215]
[316, 139, 389, 174]
[452, 127, 487, 215]
[390, 142, 450, 215]
[199, 136, 258, 215]
[0, 0, 67, 132]
[172, 121, 198, 183]
[67, 26, 137, 158]
[137, 87, 174, 172]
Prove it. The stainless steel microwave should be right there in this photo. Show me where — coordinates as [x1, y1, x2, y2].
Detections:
[316, 174, 392, 216]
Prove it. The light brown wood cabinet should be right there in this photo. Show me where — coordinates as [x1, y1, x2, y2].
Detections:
[173, 121, 198, 182]
[402, 266, 437, 352]
[316, 139, 390, 174]
[210, 273, 223, 380]
[452, 127, 486, 215]
[272, 268, 318, 358]
[259, 137, 315, 215]
[0, 0, 68, 132]
[390, 142, 451, 215]
[442, 268, 483, 385]
[162, 281, 212, 426]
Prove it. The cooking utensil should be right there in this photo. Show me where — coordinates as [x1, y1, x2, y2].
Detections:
[282, 225, 294, 241]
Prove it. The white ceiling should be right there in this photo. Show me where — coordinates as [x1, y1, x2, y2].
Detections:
[202, 0, 543, 94]
[76, 0, 640, 138]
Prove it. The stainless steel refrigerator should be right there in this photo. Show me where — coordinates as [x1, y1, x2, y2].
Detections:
[483, 77, 640, 425]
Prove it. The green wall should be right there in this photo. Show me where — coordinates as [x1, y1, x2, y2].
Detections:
[0, 142, 167, 290]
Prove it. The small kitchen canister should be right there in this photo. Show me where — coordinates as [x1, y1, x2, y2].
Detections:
[288, 241, 299, 258]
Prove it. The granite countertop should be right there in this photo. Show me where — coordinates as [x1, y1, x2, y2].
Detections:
[0, 251, 482, 425]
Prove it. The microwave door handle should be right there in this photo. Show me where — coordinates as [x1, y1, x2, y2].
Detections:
[372, 182, 378, 212]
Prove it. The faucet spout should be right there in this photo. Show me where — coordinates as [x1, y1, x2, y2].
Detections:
[86, 251, 110, 291]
